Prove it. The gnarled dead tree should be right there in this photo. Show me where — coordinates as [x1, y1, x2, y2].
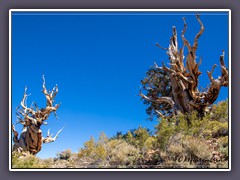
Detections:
[140, 15, 228, 120]
[12, 75, 63, 155]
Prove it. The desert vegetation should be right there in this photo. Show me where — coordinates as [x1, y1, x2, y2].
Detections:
[12, 100, 228, 168]
[11, 14, 229, 169]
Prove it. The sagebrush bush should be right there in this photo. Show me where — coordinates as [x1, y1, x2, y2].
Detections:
[182, 136, 212, 161]
[56, 149, 72, 160]
[168, 143, 184, 160]
[12, 152, 49, 168]
[12, 100, 228, 169]
[77, 133, 140, 168]
[107, 139, 140, 167]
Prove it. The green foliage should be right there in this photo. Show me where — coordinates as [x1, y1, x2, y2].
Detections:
[78, 132, 140, 168]
[63, 101, 229, 168]
[78, 136, 96, 158]
[12, 100, 228, 169]
[95, 132, 109, 161]
[152, 100, 229, 167]
[218, 136, 228, 148]
[78, 133, 108, 161]
[128, 127, 151, 151]
[12, 152, 50, 168]
[203, 121, 228, 138]
[211, 100, 228, 122]
[155, 118, 176, 150]
[125, 131, 134, 144]
[145, 136, 157, 150]
[140, 66, 172, 120]
[217, 136, 229, 159]
[112, 127, 157, 153]
[156, 100, 229, 149]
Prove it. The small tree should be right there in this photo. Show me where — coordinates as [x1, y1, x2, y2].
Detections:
[12, 75, 63, 155]
[140, 15, 228, 120]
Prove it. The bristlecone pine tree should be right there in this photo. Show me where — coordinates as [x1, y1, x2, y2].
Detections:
[12, 75, 63, 155]
[140, 15, 228, 120]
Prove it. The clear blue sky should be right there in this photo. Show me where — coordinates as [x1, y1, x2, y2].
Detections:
[11, 11, 229, 159]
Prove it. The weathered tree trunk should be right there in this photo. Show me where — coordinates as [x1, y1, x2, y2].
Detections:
[12, 75, 63, 155]
[140, 15, 228, 119]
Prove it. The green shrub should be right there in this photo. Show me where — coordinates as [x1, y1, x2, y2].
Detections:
[217, 136, 229, 159]
[203, 121, 228, 138]
[211, 100, 228, 122]
[78, 137, 96, 158]
[78, 133, 140, 168]
[12, 152, 49, 168]
[74, 100, 229, 168]
[156, 118, 176, 150]
[218, 136, 228, 148]
[145, 136, 157, 150]
[115, 127, 153, 151]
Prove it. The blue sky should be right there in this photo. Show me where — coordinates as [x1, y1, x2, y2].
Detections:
[11, 11, 229, 159]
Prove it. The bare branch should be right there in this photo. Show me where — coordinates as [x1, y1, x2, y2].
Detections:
[47, 129, 50, 137]
[42, 127, 64, 144]
[196, 57, 202, 69]
[193, 14, 204, 51]
[20, 87, 35, 115]
[42, 74, 46, 86]
[162, 62, 176, 74]
[172, 26, 177, 48]
[156, 43, 168, 50]
[51, 84, 58, 99]
[207, 64, 217, 83]
[220, 50, 225, 67]
[42, 75, 59, 107]
[181, 17, 191, 53]
[155, 110, 165, 118]
[140, 14, 228, 121]
[219, 50, 228, 86]
[13, 76, 62, 155]
[139, 89, 151, 101]
[54, 110, 59, 119]
[181, 17, 187, 36]
[204, 51, 228, 104]
[140, 89, 176, 118]
[154, 62, 160, 69]
[34, 102, 39, 111]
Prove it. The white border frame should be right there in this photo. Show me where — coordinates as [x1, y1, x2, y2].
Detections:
[9, 9, 231, 171]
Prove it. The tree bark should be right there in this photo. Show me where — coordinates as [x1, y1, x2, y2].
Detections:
[12, 76, 63, 155]
[140, 15, 228, 119]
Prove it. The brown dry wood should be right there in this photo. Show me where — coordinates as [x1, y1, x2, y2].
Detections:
[12, 76, 63, 155]
[140, 15, 228, 118]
